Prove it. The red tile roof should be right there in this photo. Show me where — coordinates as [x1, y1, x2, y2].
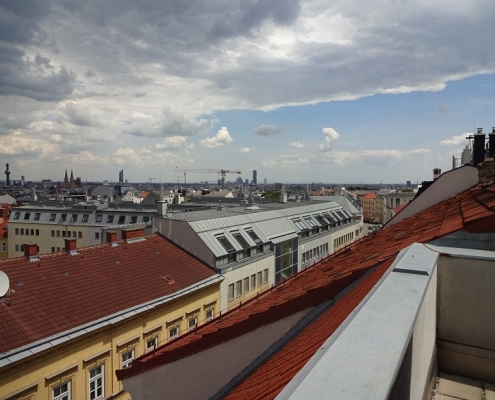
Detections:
[362, 192, 377, 199]
[117, 183, 495, 395]
[0, 234, 217, 354]
[393, 202, 409, 214]
[0, 216, 8, 239]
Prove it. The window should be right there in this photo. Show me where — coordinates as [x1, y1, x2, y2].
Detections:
[232, 232, 249, 248]
[78, 232, 82, 239]
[251, 274, 256, 290]
[146, 337, 158, 352]
[236, 280, 242, 297]
[118, 215, 126, 224]
[36, 229, 39, 236]
[292, 219, 308, 231]
[143, 216, 150, 223]
[67, 231, 71, 237]
[15, 228, 19, 235]
[217, 235, 235, 253]
[51, 230, 55, 237]
[130, 216, 138, 224]
[62, 231, 66, 237]
[51, 247, 55, 252]
[263, 269, 268, 284]
[71, 214, 78, 222]
[206, 308, 214, 322]
[188, 316, 198, 331]
[1, 243, 6, 252]
[13, 212, 20, 220]
[49, 213, 56, 221]
[228, 283, 234, 301]
[24, 212, 31, 220]
[244, 277, 249, 293]
[60, 214, 67, 222]
[82, 214, 89, 223]
[257, 272, 262, 287]
[34, 212, 41, 221]
[245, 229, 262, 244]
[304, 217, 318, 228]
[30, 229, 34, 236]
[121, 349, 134, 369]
[169, 326, 179, 340]
[53, 381, 70, 400]
[96, 215, 103, 223]
[20, 228, 24, 235]
[15, 244, 19, 252]
[107, 215, 114, 223]
[89, 365, 104, 400]
[95, 232, 100, 240]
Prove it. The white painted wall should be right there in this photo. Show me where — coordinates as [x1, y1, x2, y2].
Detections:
[122, 309, 311, 400]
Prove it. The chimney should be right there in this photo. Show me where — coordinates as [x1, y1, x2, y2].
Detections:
[477, 157, 495, 184]
[472, 129, 486, 167]
[106, 231, 118, 246]
[122, 227, 145, 242]
[64, 238, 78, 255]
[156, 200, 168, 217]
[433, 168, 441, 180]
[24, 243, 38, 258]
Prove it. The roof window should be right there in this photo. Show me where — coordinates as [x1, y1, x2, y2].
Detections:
[96, 215, 103, 223]
[315, 215, 328, 226]
[107, 215, 114, 223]
[217, 235, 236, 253]
[82, 214, 89, 223]
[304, 217, 318, 228]
[71, 214, 78, 222]
[245, 229, 262, 244]
[292, 219, 308, 231]
[13, 212, 20, 220]
[34, 213, 41, 221]
[60, 214, 67, 222]
[49, 213, 56, 221]
[24, 212, 31, 220]
[232, 231, 250, 249]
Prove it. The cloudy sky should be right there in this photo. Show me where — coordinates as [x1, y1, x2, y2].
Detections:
[1, 0, 495, 185]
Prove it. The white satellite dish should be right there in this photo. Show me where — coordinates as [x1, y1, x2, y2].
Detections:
[0, 271, 9, 297]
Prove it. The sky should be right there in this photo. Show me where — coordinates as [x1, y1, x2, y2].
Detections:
[1, 0, 495, 185]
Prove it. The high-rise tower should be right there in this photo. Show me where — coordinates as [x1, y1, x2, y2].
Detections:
[252, 170, 257, 185]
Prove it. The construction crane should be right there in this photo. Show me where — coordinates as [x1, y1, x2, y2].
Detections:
[174, 168, 242, 190]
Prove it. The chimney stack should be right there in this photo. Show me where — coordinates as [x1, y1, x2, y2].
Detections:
[433, 168, 441, 180]
[24, 243, 38, 258]
[64, 238, 78, 255]
[156, 200, 168, 217]
[106, 231, 118, 246]
[473, 129, 486, 167]
[122, 227, 145, 242]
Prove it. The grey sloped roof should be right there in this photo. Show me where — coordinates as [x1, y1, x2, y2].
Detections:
[180, 201, 349, 257]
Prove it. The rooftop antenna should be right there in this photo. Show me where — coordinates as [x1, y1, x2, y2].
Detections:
[0, 271, 9, 298]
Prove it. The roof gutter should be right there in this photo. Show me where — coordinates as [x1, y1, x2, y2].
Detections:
[0, 274, 223, 369]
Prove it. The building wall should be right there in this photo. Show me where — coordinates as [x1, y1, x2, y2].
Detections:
[8, 222, 94, 257]
[222, 255, 273, 311]
[0, 283, 221, 400]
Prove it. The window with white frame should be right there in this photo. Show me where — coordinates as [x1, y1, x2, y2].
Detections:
[146, 337, 158, 352]
[228, 283, 234, 301]
[121, 349, 134, 369]
[236, 280, 242, 297]
[206, 308, 214, 322]
[53, 381, 70, 400]
[169, 325, 180, 340]
[89, 365, 104, 400]
[250, 274, 256, 290]
[257, 272, 262, 287]
[188, 316, 198, 331]
[1, 243, 5, 252]
[263, 269, 268, 284]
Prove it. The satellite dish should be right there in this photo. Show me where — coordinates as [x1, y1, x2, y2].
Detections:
[0, 271, 9, 297]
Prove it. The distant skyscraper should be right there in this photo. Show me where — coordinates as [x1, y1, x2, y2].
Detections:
[264, 178, 267, 185]
[119, 169, 124, 184]
[252, 170, 257, 185]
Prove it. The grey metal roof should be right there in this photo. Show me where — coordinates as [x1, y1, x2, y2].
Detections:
[271, 233, 299, 244]
[169, 201, 351, 258]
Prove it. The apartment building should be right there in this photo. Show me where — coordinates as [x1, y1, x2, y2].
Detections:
[7, 202, 155, 258]
[154, 198, 362, 311]
[0, 229, 222, 400]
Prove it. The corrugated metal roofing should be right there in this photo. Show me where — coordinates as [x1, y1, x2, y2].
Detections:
[270, 233, 299, 244]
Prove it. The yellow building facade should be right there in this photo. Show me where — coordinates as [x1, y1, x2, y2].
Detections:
[0, 281, 220, 400]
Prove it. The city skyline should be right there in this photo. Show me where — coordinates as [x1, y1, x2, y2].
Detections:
[1, 1, 495, 183]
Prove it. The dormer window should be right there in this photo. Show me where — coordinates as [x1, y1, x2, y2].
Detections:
[82, 214, 89, 222]
[13, 212, 20, 220]
[245, 229, 262, 244]
[60, 214, 67, 222]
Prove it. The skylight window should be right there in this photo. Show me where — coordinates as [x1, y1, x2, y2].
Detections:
[315, 215, 328, 226]
[292, 219, 308, 231]
[217, 235, 236, 253]
[60, 214, 67, 222]
[96, 215, 103, 223]
[232, 232, 250, 249]
[71, 214, 78, 222]
[107, 215, 114, 223]
[245, 229, 262, 244]
[24, 213, 31, 220]
[49, 213, 56, 221]
[34, 213, 41, 221]
[304, 217, 318, 228]
[82, 214, 89, 222]
[118, 215, 126, 224]
[13, 212, 20, 220]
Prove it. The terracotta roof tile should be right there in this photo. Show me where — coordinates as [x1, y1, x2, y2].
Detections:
[117, 183, 495, 394]
[0, 234, 217, 354]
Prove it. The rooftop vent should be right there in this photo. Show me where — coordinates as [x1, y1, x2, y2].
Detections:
[161, 275, 175, 284]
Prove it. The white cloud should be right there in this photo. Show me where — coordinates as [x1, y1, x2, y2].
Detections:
[200, 127, 233, 148]
[253, 124, 283, 136]
[439, 133, 470, 146]
[319, 127, 340, 151]
[155, 136, 188, 150]
[289, 141, 310, 148]
[239, 147, 255, 153]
